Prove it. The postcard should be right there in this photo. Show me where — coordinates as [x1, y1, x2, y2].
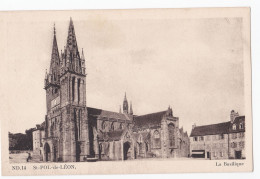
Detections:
[0, 7, 252, 175]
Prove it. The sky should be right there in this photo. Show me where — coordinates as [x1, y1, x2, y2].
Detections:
[1, 10, 245, 135]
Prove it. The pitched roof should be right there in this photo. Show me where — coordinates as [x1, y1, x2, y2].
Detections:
[190, 121, 231, 137]
[87, 107, 131, 121]
[133, 111, 167, 129]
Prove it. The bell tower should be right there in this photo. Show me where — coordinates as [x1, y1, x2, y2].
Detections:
[44, 19, 89, 162]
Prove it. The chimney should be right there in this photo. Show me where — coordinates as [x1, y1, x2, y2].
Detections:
[230, 110, 239, 123]
[192, 123, 196, 130]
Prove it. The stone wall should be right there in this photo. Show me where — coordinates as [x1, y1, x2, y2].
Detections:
[229, 132, 245, 159]
[190, 134, 229, 159]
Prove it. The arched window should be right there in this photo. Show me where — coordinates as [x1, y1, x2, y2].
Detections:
[111, 122, 115, 131]
[72, 77, 75, 101]
[53, 72, 56, 81]
[102, 121, 106, 130]
[153, 130, 161, 148]
[119, 123, 123, 130]
[54, 118, 57, 130]
[239, 123, 244, 129]
[77, 78, 80, 102]
[168, 123, 175, 147]
[232, 124, 237, 130]
[78, 110, 81, 139]
[50, 123, 54, 137]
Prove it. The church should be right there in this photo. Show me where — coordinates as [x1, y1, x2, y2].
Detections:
[32, 18, 190, 162]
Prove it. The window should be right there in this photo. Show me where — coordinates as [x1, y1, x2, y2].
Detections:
[232, 133, 237, 139]
[219, 134, 224, 140]
[232, 124, 237, 130]
[239, 123, 244, 130]
[102, 121, 106, 130]
[78, 110, 81, 139]
[193, 137, 198, 141]
[72, 77, 75, 101]
[220, 151, 224, 157]
[239, 141, 245, 148]
[214, 151, 217, 157]
[239, 132, 245, 138]
[199, 136, 204, 141]
[153, 130, 161, 148]
[119, 123, 123, 130]
[231, 142, 237, 148]
[111, 122, 114, 131]
[77, 78, 80, 102]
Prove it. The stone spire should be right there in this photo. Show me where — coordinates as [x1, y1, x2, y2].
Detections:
[45, 23, 60, 88]
[66, 18, 78, 52]
[81, 48, 86, 74]
[123, 92, 128, 114]
[129, 101, 133, 115]
[63, 18, 82, 74]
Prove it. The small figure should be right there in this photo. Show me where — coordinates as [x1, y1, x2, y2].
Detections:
[27, 152, 32, 162]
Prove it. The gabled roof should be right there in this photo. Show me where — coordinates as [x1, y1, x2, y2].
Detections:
[133, 111, 167, 129]
[190, 121, 231, 137]
[87, 107, 131, 121]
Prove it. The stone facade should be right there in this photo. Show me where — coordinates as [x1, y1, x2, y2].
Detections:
[32, 19, 190, 162]
[228, 115, 245, 159]
[190, 110, 245, 160]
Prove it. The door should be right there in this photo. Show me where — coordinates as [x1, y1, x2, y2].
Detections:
[123, 142, 131, 160]
[235, 151, 242, 159]
[44, 143, 50, 162]
[207, 152, 210, 159]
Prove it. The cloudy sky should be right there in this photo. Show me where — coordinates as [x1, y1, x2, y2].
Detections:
[1, 10, 245, 134]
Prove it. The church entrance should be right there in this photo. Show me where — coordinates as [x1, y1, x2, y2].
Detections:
[44, 143, 51, 162]
[123, 142, 131, 160]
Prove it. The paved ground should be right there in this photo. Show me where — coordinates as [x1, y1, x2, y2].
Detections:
[9, 151, 41, 163]
[9, 152, 206, 163]
[9, 152, 29, 163]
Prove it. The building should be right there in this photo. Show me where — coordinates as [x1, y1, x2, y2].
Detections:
[190, 110, 245, 159]
[32, 18, 190, 162]
[228, 114, 245, 159]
